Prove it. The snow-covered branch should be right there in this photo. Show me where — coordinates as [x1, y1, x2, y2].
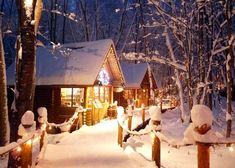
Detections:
[123, 52, 186, 71]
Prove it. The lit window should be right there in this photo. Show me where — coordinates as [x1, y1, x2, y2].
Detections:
[61, 88, 85, 107]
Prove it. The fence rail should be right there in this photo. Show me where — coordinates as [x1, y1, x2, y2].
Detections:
[0, 134, 33, 156]
[117, 107, 235, 168]
[0, 129, 46, 168]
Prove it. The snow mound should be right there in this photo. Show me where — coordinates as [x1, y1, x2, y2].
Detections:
[37, 107, 48, 123]
[21, 110, 35, 125]
[37, 107, 47, 117]
[18, 122, 36, 137]
[127, 105, 133, 116]
[191, 104, 212, 127]
[117, 106, 124, 115]
[149, 105, 161, 120]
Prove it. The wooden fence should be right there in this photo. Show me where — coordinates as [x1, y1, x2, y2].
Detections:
[0, 129, 46, 168]
[117, 108, 235, 168]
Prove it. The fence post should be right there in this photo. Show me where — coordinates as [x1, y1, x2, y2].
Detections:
[149, 105, 162, 168]
[142, 108, 145, 124]
[160, 101, 162, 112]
[40, 130, 45, 151]
[152, 133, 161, 168]
[127, 105, 133, 131]
[128, 116, 132, 130]
[197, 142, 210, 168]
[118, 123, 123, 147]
[78, 112, 83, 128]
[21, 139, 33, 168]
[18, 111, 36, 168]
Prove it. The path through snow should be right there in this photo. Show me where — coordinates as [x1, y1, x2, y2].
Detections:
[37, 106, 235, 168]
[36, 120, 153, 168]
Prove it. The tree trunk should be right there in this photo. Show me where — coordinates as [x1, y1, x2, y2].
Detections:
[62, 0, 68, 43]
[79, 0, 89, 41]
[115, 0, 128, 48]
[16, 0, 41, 120]
[226, 0, 234, 138]
[0, 12, 10, 166]
[0, 0, 4, 12]
[94, 0, 98, 40]
[197, 0, 205, 104]
[182, 0, 193, 111]
[50, 0, 57, 43]
[138, 0, 148, 55]
[50, 0, 54, 42]
[53, 0, 57, 43]
[165, 28, 185, 122]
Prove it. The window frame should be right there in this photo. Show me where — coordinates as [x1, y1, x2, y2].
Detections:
[60, 87, 85, 107]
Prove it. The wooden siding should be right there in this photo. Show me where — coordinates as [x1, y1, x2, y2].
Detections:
[34, 85, 113, 125]
[34, 86, 53, 122]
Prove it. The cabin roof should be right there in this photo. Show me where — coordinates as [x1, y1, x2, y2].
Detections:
[7, 39, 124, 86]
[121, 62, 149, 89]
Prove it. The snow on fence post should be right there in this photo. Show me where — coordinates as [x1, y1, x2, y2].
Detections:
[37, 107, 47, 151]
[149, 106, 161, 168]
[18, 111, 36, 168]
[127, 105, 133, 130]
[189, 105, 213, 168]
[141, 104, 145, 124]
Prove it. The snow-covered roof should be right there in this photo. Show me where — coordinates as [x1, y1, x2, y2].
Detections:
[7, 39, 124, 86]
[152, 73, 163, 89]
[121, 62, 148, 88]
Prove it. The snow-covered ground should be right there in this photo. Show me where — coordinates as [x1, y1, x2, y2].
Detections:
[36, 100, 235, 168]
[36, 119, 152, 168]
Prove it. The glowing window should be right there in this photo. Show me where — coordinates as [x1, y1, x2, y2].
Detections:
[61, 88, 85, 107]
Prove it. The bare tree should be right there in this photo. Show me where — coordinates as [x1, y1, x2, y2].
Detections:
[15, 0, 42, 120]
[62, 0, 68, 43]
[225, 0, 234, 138]
[79, 0, 89, 41]
[0, 10, 10, 167]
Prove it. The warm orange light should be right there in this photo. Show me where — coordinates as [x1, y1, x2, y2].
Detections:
[229, 146, 234, 152]
[26, 139, 32, 146]
[16, 146, 22, 152]
[61, 88, 72, 97]
[150, 132, 155, 143]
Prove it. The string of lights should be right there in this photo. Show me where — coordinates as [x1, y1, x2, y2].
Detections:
[46, 111, 79, 130]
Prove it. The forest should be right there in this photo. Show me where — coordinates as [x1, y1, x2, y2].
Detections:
[0, 0, 234, 167]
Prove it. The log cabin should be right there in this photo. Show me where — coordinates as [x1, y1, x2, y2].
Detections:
[113, 62, 157, 108]
[7, 39, 125, 125]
